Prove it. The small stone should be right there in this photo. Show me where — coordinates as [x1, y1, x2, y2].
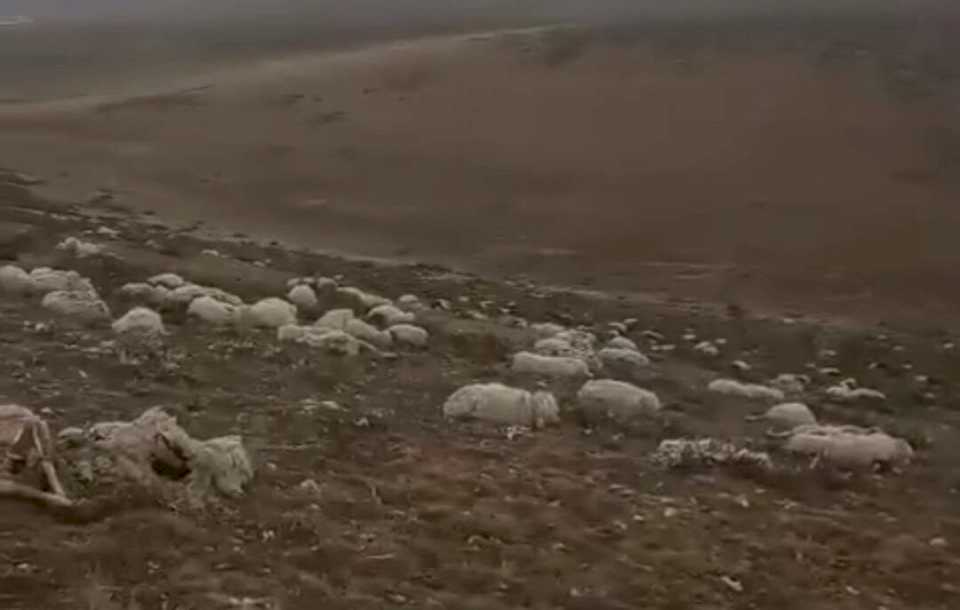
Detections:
[930, 537, 948, 548]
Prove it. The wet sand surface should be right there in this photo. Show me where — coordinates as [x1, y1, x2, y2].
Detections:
[2, 11, 960, 326]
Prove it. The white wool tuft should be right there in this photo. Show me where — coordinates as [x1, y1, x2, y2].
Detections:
[577, 379, 661, 423]
[287, 284, 318, 310]
[512, 351, 592, 378]
[0, 265, 34, 295]
[112, 307, 166, 335]
[389, 324, 429, 348]
[443, 383, 559, 428]
[782, 425, 913, 469]
[708, 379, 785, 402]
[42, 290, 111, 322]
[367, 303, 415, 327]
[187, 296, 240, 325]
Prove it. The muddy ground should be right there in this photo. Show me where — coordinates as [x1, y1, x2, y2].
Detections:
[1, 175, 960, 610]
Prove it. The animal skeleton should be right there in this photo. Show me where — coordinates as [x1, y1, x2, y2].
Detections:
[0, 405, 71, 508]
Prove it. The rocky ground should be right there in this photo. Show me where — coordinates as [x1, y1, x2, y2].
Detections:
[0, 175, 959, 610]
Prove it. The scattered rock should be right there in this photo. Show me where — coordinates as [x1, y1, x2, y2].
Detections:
[576, 379, 661, 423]
[443, 383, 559, 428]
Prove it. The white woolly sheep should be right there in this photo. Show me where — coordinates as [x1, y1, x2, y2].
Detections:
[112, 307, 165, 336]
[367, 303, 415, 327]
[147, 273, 186, 289]
[0, 265, 33, 295]
[336, 286, 389, 311]
[243, 298, 297, 328]
[693, 341, 720, 357]
[287, 284, 318, 310]
[770, 373, 809, 395]
[345, 318, 392, 349]
[512, 352, 592, 378]
[781, 425, 913, 469]
[530, 322, 566, 339]
[278, 325, 367, 356]
[29, 268, 94, 295]
[42, 290, 111, 322]
[708, 379, 785, 402]
[56, 237, 103, 258]
[751, 402, 817, 429]
[598, 347, 650, 374]
[606, 336, 639, 352]
[315, 308, 355, 330]
[825, 379, 886, 403]
[577, 379, 661, 423]
[443, 383, 559, 428]
[534, 337, 577, 357]
[389, 324, 429, 348]
[396, 294, 424, 311]
[187, 296, 240, 325]
[118, 282, 170, 306]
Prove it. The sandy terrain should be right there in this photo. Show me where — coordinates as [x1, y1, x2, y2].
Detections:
[3, 12, 960, 326]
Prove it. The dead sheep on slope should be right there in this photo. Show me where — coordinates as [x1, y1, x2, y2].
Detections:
[606, 336, 639, 351]
[315, 308, 355, 331]
[69, 407, 254, 500]
[117, 282, 170, 307]
[776, 425, 913, 469]
[187, 296, 242, 325]
[443, 383, 559, 428]
[240, 298, 298, 328]
[825, 378, 887, 403]
[0, 265, 34, 295]
[708, 379, 785, 402]
[598, 347, 650, 376]
[367, 303, 416, 327]
[42, 289, 111, 323]
[512, 351, 592, 378]
[576, 379, 661, 424]
[345, 318, 392, 349]
[770, 373, 810, 395]
[287, 284, 318, 310]
[278, 325, 371, 356]
[746, 402, 817, 430]
[29, 268, 95, 295]
[652, 438, 773, 470]
[389, 324, 429, 348]
[112, 307, 166, 336]
[336, 286, 389, 312]
[56, 236, 104, 258]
